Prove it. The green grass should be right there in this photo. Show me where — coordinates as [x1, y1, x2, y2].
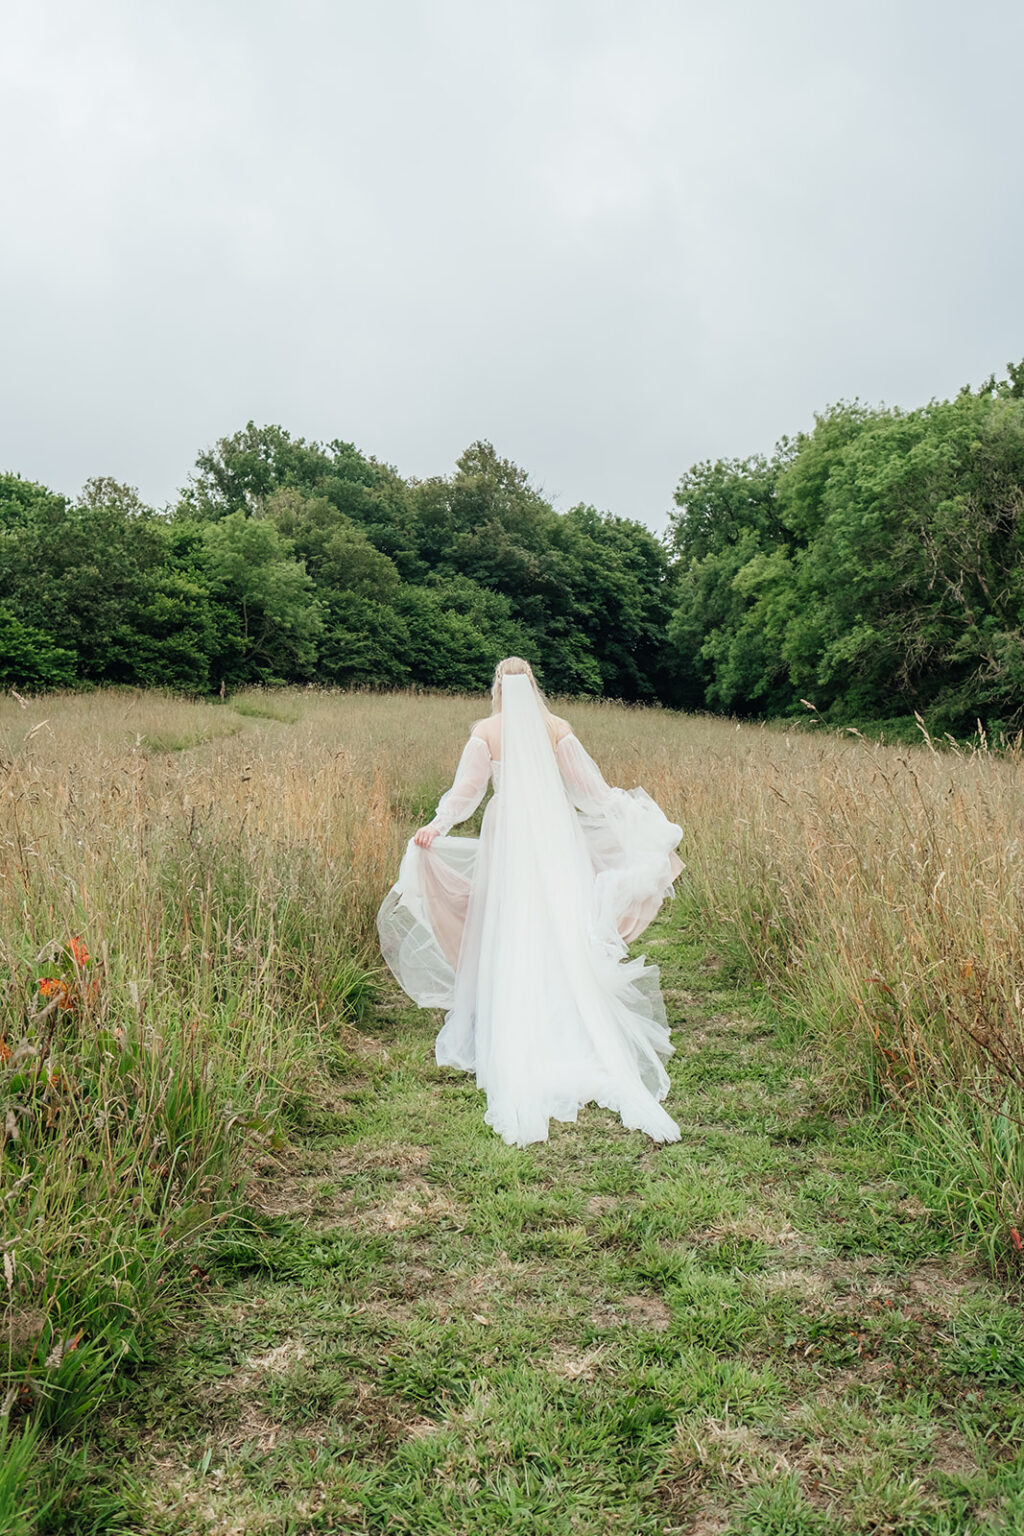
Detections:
[229, 694, 301, 724]
[36, 912, 1024, 1535]
[138, 722, 243, 751]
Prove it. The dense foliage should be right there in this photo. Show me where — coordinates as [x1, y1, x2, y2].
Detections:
[3, 361, 1023, 726]
[670, 363, 1024, 730]
[0, 435, 674, 703]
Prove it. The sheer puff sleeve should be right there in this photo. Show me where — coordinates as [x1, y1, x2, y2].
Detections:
[556, 733, 684, 945]
[377, 734, 491, 1009]
[428, 735, 492, 835]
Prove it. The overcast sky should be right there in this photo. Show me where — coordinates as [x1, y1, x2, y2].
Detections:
[2, 0, 1022, 532]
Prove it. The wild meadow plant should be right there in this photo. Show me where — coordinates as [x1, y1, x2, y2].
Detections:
[650, 711, 1024, 1272]
[0, 689, 404, 1521]
[2, 686, 1023, 1524]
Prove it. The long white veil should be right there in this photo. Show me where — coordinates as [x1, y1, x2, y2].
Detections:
[453, 673, 680, 1146]
[378, 671, 682, 1146]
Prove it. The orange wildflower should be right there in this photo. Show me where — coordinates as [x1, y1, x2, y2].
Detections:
[70, 936, 90, 966]
[39, 977, 75, 1010]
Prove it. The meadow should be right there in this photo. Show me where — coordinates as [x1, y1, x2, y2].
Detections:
[2, 687, 1024, 1533]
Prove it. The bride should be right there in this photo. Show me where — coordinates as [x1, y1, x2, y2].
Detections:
[377, 657, 684, 1147]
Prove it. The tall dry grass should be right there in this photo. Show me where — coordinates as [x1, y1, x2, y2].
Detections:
[598, 707, 1024, 1267]
[419, 693, 1024, 1261]
[0, 686, 436, 1517]
[3, 686, 1024, 1517]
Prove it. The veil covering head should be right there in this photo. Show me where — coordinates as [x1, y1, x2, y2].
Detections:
[469, 672, 679, 1145]
[378, 660, 683, 1147]
[491, 654, 538, 701]
[489, 656, 560, 739]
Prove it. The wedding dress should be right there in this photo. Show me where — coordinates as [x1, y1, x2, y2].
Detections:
[377, 675, 684, 1147]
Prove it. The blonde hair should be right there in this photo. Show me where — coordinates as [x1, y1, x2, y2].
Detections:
[489, 657, 561, 741]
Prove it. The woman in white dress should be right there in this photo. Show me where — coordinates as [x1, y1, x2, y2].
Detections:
[377, 657, 684, 1147]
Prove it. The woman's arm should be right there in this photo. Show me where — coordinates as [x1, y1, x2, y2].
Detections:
[414, 735, 492, 847]
[555, 732, 615, 815]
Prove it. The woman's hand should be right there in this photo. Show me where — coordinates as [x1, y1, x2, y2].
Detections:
[413, 825, 439, 849]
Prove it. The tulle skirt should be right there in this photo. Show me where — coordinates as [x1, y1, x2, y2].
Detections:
[377, 788, 683, 1147]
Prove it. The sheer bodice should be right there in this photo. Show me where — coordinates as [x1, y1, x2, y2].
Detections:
[377, 705, 684, 1147]
[427, 730, 683, 942]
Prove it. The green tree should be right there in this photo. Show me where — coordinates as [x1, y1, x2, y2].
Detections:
[0, 606, 77, 691]
[393, 586, 496, 691]
[181, 423, 422, 578]
[0, 478, 188, 685]
[667, 453, 793, 712]
[664, 368, 1024, 728]
[556, 506, 675, 701]
[780, 388, 1024, 725]
[410, 444, 611, 695]
[199, 513, 322, 686]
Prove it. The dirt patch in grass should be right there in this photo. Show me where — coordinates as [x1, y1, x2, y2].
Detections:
[248, 1171, 338, 1220]
[197, 1338, 311, 1421]
[547, 1343, 609, 1381]
[144, 1457, 282, 1536]
[249, 1140, 434, 1224]
[585, 1194, 620, 1216]
[807, 1356, 904, 1402]
[340, 1379, 440, 1452]
[667, 1405, 984, 1527]
[903, 1258, 990, 1315]
[216, 1402, 287, 1453]
[592, 1293, 672, 1331]
[654, 1481, 732, 1535]
[342, 1028, 392, 1064]
[406, 1415, 443, 1440]
[754, 1267, 834, 1299]
[361, 1177, 464, 1233]
[926, 1426, 981, 1478]
[662, 988, 703, 1008]
[348, 1141, 433, 1175]
[669, 1418, 795, 1490]
[681, 1509, 731, 1536]
[692, 1214, 806, 1248]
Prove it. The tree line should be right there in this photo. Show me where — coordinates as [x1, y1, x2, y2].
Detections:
[2, 361, 1023, 729]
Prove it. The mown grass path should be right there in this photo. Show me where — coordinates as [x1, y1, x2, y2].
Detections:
[87, 915, 1024, 1535]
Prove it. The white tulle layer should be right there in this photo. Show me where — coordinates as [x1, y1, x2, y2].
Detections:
[377, 730, 684, 1148]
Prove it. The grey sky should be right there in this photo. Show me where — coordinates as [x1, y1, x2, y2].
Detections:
[2, 0, 1022, 533]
